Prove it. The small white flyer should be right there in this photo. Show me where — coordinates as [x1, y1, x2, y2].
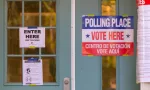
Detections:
[23, 58, 43, 85]
[19, 27, 45, 48]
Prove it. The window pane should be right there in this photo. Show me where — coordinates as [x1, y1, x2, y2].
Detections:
[7, 0, 57, 84]
[7, 29, 21, 54]
[7, 57, 56, 83]
[7, 57, 22, 82]
[102, 56, 116, 90]
[101, 0, 116, 90]
[42, 29, 56, 54]
[42, 57, 56, 82]
[24, 1, 39, 26]
[7, 1, 22, 27]
[42, 1, 56, 27]
[24, 48, 39, 55]
[102, 0, 116, 16]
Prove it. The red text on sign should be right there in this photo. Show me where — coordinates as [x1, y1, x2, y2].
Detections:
[91, 31, 106, 40]
[109, 31, 124, 40]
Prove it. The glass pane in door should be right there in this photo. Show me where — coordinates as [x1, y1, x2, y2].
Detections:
[6, 0, 57, 83]
[101, 0, 116, 90]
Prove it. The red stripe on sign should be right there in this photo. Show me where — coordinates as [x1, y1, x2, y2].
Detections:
[137, 0, 150, 6]
[82, 42, 134, 56]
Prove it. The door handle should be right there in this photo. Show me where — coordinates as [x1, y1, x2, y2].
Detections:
[64, 77, 70, 90]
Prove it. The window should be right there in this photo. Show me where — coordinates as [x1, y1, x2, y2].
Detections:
[101, 0, 116, 90]
[6, 0, 56, 83]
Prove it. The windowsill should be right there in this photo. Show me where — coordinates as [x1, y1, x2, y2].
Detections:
[4, 82, 59, 86]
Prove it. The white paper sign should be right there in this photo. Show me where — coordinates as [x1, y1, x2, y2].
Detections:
[137, 3, 150, 82]
[19, 27, 45, 48]
[23, 58, 43, 85]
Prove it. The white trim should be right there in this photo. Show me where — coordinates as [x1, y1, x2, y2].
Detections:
[71, 0, 75, 90]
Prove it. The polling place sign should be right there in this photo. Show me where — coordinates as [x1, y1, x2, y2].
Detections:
[82, 15, 134, 56]
[19, 27, 45, 48]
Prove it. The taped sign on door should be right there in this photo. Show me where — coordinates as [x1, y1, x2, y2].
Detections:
[19, 27, 45, 48]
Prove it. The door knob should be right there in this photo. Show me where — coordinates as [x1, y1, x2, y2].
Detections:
[64, 77, 70, 90]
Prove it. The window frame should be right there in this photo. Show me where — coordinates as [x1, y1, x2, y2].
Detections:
[4, 0, 59, 86]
